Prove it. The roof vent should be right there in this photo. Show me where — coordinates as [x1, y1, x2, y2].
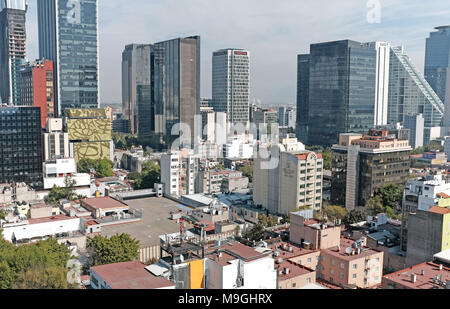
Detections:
[411, 274, 417, 283]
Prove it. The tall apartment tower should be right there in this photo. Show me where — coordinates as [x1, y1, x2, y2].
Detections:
[0, 0, 27, 105]
[297, 40, 377, 146]
[425, 26, 450, 127]
[122, 44, 152, 136]
[212, 49, 250, 129]
[37, 0, 99, 115]
[153, 36, 200, 148]
[19, 59, 55, 128]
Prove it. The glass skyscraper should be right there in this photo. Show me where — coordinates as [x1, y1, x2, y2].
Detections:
[122, 44, 152, 136]
[297, 40, 377, 146]
[153, 36, 200, 148]
[0, 0, 27, 105]
[425, 26, 450, 126]
[37, 0, 99, 115]
[212, 48, 250, 128]
[388, 46, 444, 145]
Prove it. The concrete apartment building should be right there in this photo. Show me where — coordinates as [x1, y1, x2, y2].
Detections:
[406, 206, 450, 267]
[331, 129, 411, 210]
[160, 151, 199, 197]
[197, 169, 248, 194]
[254, 150, 324, 215]
[401, 172, 450, 251]
[289, 211, 341, 250]
[43, 118, 69, 161]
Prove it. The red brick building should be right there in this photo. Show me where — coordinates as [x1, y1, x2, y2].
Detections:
[20, 59, 55, 128]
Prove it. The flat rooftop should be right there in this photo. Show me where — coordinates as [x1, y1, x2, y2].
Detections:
[268, 241, 319, 260]
[322, 238, 382, 261]
[91, 261, 175, 289]
[277, 260, 314, 281]
[99, 197, 188, 247]
[28, 215, 78, 225]
[81, 197, 129, 210]
[383, 262, 450, 289]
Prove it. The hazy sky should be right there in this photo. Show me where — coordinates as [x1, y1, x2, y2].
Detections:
[25, 0, 450, 105]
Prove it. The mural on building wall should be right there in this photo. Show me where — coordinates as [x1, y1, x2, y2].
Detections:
[66, 108, 108, 119]
[68, 118, 112, 141]
[73, 141, 111, 161]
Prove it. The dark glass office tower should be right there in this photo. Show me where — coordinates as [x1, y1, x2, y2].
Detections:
[37, 0, 99, 114]
[299, 40, 377, 146]
[0, 106, 43, 188]
[296, 54, 310, 143]
[122, 44, 152, 136]
[0, 0, 27, 105]
[153, 36, 200, 148]
[425, 26, 450, 126]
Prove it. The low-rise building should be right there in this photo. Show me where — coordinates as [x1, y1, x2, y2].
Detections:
[198, 169, 248, 194]
[382, 261, 450, 289]
[204, 241, 277, 289]
[90, 261, 175, 289]
[276, 260, 316, 289]
[318, 238, 384, 289]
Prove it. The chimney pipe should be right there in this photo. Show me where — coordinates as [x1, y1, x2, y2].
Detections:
[411, 274, 417, 283]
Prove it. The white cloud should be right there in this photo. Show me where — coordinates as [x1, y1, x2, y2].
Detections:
[26, 0, 450, 104]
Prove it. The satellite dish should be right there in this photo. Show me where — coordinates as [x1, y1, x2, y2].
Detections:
[345, 247, 353, 255]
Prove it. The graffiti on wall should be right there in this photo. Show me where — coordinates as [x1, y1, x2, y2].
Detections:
[73, 141, 111, 161]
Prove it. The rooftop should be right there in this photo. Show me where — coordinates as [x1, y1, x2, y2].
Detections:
[383, 262, 450, 289]
[429, 206, 450, 215]
[28, 215, 77, 225]
[81, 197, 129, 210]
[91, 261, 175, 289]
[322, 238, 382, 261]
[268, 240, 318, 260]
[277, 260, 314, 281]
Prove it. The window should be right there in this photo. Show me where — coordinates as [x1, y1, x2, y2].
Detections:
[340, 263, 345, 269]
[307, 258, 312, 263]
[306, 278, 311, 284]
[353, 264, 357, 269]
[292, 283, 296, 288]
[353, 274, 357, 279]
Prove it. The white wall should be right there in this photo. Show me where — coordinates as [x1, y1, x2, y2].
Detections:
[1, 217, 81, 242]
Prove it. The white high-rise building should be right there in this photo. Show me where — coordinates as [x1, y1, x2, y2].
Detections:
[212, 49, 250, 129]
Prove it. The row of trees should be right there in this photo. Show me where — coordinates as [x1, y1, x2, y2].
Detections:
[0, 235, 76, 289]
[127, 160, 161, 190]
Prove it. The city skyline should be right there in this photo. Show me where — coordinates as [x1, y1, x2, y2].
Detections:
[23, 0, 450, 105]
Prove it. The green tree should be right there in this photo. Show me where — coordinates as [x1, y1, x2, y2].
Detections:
[12, 266, 74, 289]
[130, 160, 161, 190]
[377, 183, 403, 208]
[238, 164, 254, 183]
[343, 209, 367, 225]
[87, 234, 140, 267]
[0, 209, 6, 220]
[45, 177, 78, 204]
[321, 147, 332, 170]
[243, 223, 265, 242]
[258, 214, 277, 228]
[77, 158, 114, 178]
[318, 205, 348, 222]
[367, 195, 385, 216]
[0, 261, 15, 289]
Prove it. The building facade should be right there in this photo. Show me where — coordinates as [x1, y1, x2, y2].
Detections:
[19, 59, 55, 128]
[65, 108, 113, 162]
[212, 49, 250, 128]
[0, 0, 27, 105]
[331, 130, 411, 210]
[254, 150, 324, 215]
[153, 36, 200, 148]
[121, 44, 152, 136]
[43, 118, 69, 161]
[297, 40, 377, 146]
[403, 114, 425, 149]
[37, 0, 99, 114]
[0, 106, 43, 188]
[425, 26, 450, 127]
